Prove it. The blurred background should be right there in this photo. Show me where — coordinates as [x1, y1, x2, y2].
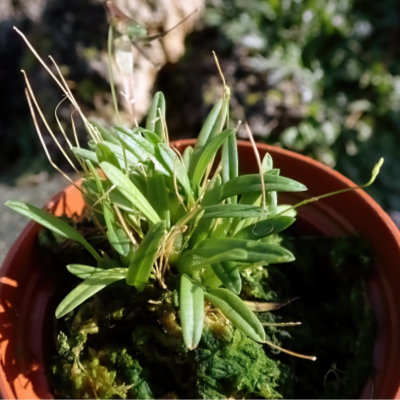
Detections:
[1, 0, 400, 262]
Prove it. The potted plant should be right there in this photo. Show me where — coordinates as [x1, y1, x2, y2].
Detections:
[1, 26, 400, 400]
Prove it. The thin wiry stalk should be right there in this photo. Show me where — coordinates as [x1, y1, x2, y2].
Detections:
[172, 162, 188, 212]
[113, 204, 137, 247]
[24, 89, 76, 186]
[48, 55, 101, 143]
[70, 112, 89, 174]
[107, 25, 120, 120]
[70, 111, 82, 148]
[13, 28, 97, 143]
[245, 122, 266, 209]
[92, 184, 117, 208]
[159, 108, 169, 145]
[264, 339, 317, 361]
[278, 157, 384, 217]
[262, 321, 302, 327]
[54, 97, 75, 149]
[213, 50, 230, 131]
[21, 70, 81, 176]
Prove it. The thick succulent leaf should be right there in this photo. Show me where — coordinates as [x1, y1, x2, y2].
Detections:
[134, 128, 163, 145]
[100, 161, 161, 224]
[202, 204, 269, 219]
[147, 164, 170, 227]
[157, 144, 194, 205]
[180, 274, 204, 350]
[90, 121, 116, 143]
[71, 147, 99, 164]
[96, 142, 120, 168]
[5, 201, 101, 262]
[115, 127, 157, 156]
[112, 129, 169, 175]
[66, 264, 98, 279]
[101, 140, 139, 167]
[221, 173, 307, 199]
[205, 288, 266, 342]
[261, 153, 278, 213]
[221, 131, 238, 184]
[190, 175, 223, 245]
[126, 221, 166, 290]
[182, 145, 193, 170]
[193, 238, 295, 264]
[234, 215, 295, 240]
[109, 191, 137, 213]
[189, 100, 227, 177]
[177, 249, 247, 274]
[196, 99, 224, 147]
[211, 262, 242, 294]
[103, 203, 130, 256]
[55, 267, 127, 318]
[191, 129, 234, 187]
[145, 91, 166, 140]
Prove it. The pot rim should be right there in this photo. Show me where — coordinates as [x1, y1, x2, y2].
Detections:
[1, 139, 400, 399]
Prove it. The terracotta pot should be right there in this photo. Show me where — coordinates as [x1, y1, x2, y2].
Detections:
[1, 140, 400, 399]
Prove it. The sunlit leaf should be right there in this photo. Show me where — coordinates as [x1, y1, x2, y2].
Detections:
[55, 267, 127, 318]
[5, 201, 101, 262]
[221, 173, 307, 199]
[211, 262, 242, 294]
[180, 274, 204, 350]
[205, 288, 266, 342]
[126, 221, 166, 290]
[145, 91, 166, 140]
[100, 161, 161, 224]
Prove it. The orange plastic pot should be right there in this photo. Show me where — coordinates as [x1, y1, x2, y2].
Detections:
[1, 140, 400, 399]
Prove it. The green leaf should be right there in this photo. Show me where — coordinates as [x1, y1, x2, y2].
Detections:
[190, 175, 222, 245]
[221, 131, 238, 184]
[5, 201, 101, 262]
[202, 204, 269, 219]
[261, 153, 278, 213]
[115, 132, 170, 176]
[192, 129, 234, 188]
[188, 100, 228, 178]
[157, 144, 195, 205]
[178, 248, 248, 273]
[234, 215, 295, 240]
[100, 162, 161, 224]
[182, 145, 193, 170]
[136, 128, 163, 145]
[205, 288, 266, 342]
[147, 163, 170, 227]
[96, 142, 120, 168]
[126, 221, 166, 290]
[211, 262, 242, 294]
[55, 267, 127, 318]
[196, 99, 223, 147]
[180, 274, 204, 350]
[145, 91, 166, 140]
[103, 203, 130, 256]
[66, 264, 98, 279]
[193, 238, 295, 264]
[89, 121, 114, 142]
[115, 127, 157, 156]
[221, 173, 307, 199]
[100, 140, 139, 167]
[71, 147, 99, 164]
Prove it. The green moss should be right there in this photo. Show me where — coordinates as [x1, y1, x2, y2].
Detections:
[195, 328, 286, 399]
[50, 235, 375, 399]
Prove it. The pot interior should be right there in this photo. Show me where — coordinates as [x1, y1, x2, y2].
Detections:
[1, 140, 400, 398]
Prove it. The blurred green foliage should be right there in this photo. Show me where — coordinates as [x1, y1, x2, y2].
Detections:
[203, 0, 400, 210]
